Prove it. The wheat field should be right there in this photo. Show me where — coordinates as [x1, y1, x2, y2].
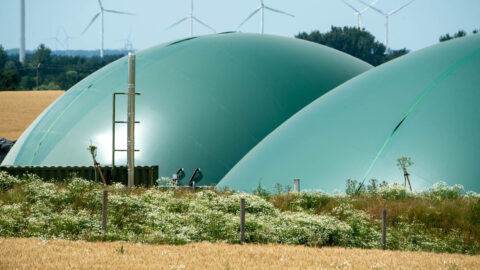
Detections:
[0, 90, 64, 140]
[0, 238, 479, 270]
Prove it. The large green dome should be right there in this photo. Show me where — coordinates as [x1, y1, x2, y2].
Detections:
[217, 34, 480, 192]
[2, 33, 372, 185]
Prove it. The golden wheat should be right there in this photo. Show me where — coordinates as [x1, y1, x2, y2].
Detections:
[0, 238, 479, 270]
[0, 90, 64, 140]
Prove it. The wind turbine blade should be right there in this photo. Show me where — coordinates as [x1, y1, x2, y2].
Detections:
[357, 0, 384, 15]
[103, 9, 135, 15]
[341, 0, 360, 13]
[61, 27, 68, 37]
[82, 12, 101, 35]
[264, 6, 294, 17]
[388, 0, 415, 15]
[166, 17, 189, 30]
[97, 0, 103, 9]
[192, 17, 216, 33]
[237, 8, 260, 29]
[359, 0, 378, 14]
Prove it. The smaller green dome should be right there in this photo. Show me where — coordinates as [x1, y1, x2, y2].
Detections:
[217, 34, 480, 193]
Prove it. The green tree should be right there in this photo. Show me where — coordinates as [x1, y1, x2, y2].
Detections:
[19, 76, 35, 90]
[0, 46, 19, 90]
[65, 70, 78, 88]
[296, 26, 408, 66]
[0, 45, 7, 69]
[30, 44, 52, 88]
[32, 44, 52, 66]
[397, 157, 414, 170]
[439, 30, 474, 42]
[0, 70, 19, 90]
[38, 81, 61, 90]
[0, 43, 125, 90]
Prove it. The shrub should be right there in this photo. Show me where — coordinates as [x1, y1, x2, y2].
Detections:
[252, 181, 270, 198]
[0, 173, 478, 254]
[424, 181, 464, 200]
[290, 192, 331, 213]
[377, 182, 408, 200]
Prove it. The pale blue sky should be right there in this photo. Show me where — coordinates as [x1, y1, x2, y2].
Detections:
[0, 0, 478, 52]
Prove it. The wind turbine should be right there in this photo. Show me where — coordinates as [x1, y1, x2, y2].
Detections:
[82, 0, 134, 58]
[61, 28, 75, 53]
[358, 0, 415, 49]
[238, 0, 294, 34]
[118, 32, 134, 52]
[47, 29, 63, 51]
[19, 0, 25, 63]
[167, 0, 215, 37]
[341, 0, 378, 29]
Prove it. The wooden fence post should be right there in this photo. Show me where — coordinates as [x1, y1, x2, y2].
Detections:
[240, 198, 245, 244]
[382, 209, 386, 250]
[102, 190, 108, 240]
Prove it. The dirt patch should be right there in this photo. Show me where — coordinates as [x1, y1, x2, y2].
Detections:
[0, 90, 64, 140]
[0, 238, 479, 269]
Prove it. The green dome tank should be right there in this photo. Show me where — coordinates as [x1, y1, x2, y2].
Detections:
[217, 34, 480, 192]
[1, 33, 372, 185]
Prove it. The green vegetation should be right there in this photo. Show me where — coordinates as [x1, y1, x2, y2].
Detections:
[0, 172, 479, 254]
[439, 29, 478, 42]
[296, 26, 409, 66]
[296, 27, 479, 66]
[0, 44, 123, 90]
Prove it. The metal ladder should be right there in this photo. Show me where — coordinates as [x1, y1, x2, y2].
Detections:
[112, 92, 141, 179]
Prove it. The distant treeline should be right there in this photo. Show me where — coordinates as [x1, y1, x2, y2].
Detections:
[0, 27, 477, 91]
[5, 48, 131, 58]
[0, 44, 125, 90]
[296, 27, 478, 67]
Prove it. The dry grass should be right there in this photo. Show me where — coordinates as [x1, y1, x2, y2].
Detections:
[0, 238, 479, 269]
[0, 90, 64, 140]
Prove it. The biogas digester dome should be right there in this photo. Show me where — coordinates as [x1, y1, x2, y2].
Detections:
[217, 34, 480, 193]
[2, 33, 372, 185]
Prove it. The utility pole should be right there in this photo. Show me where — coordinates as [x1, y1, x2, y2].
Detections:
[403, 167, 412, 192]
[36, 64, 40, 90]
[396, 157, 414, 192]
[127, 52, 135, 188]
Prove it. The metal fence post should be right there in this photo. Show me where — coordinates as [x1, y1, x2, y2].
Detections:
[102, 190, 108, 240]
[294, 178, 300, 192]
[240, 198, 245, 244]
[382, 209, 386, 250]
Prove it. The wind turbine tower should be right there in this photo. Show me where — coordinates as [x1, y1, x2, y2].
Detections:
[167, 0, 215, 37]
[341, 0, 378, 29]
[358, 0, 415, 49]
[82, 0, 134, 58]
[19, 0, 25, 63]
[238, 0, 294, 34]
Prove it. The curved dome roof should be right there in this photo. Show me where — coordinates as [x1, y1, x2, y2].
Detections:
[2, 33, 372, 185]
[217, 34, 480, 193]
